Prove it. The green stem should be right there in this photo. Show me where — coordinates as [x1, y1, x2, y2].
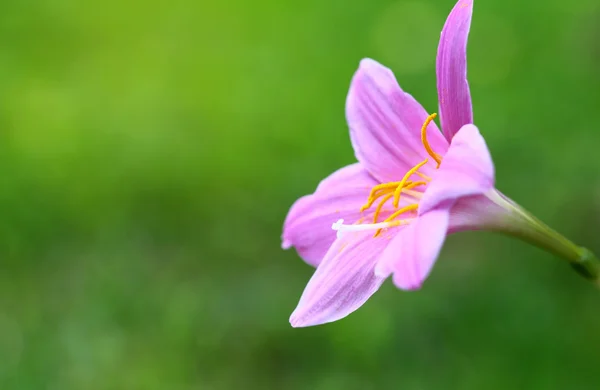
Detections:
[488, 191, 600, 286]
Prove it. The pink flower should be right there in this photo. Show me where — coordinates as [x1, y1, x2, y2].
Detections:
[282, 0, 600, 327]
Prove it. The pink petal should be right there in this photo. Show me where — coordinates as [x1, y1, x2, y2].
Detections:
[448, 192, 504, 233]
[375, 207, 450, 290]
[290, 230, 396, 327]
[419, 124, 495, 215]
[436, 0, 474, 141]
[346, 58, 448, 183]
[282, 163, 378, 267]
[447, 190, 524, 234]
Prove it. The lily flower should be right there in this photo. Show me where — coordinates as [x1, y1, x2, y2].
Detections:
[282, 0, 600, 327]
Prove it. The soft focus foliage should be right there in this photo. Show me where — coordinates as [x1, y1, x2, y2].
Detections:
[1, 0, 600, 388]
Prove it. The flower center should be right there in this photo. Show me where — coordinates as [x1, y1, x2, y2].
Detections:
[332, 113, 442, 238]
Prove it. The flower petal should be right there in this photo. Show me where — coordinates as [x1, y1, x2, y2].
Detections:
[282, 163, 378, 267]
[346, 58, 448, 183]
[436, 0, 474, 141]
[448, 190, 529, 235]
[419, 124, 494, 214]
[375, 206, 450, 290]
[290, 230, 395, 327]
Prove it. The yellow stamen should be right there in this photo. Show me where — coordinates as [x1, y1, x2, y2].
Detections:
[384, 203, 419, 223]
[373, 217, 414, 237]
[374, 180, 412, 194]
[401, 189, 424, 199]
[392, 159, 429, 208]
[339, 114, 448, 239]
[415, 171, 432, 182]
[421, 113, 443, 168]
[403, 181, 427, 190]
[372, 193, 394, 223]
[365, 181, 427, 223]
[360, 181, 413, 211]
[368, 181, 403, 194]
[361, 189, 391, 212]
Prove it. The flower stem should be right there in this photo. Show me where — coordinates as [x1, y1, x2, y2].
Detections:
[512, 216, 600, 284]
[490, 191, 600, 286]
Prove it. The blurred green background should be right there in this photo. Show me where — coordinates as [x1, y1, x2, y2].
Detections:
[0, 0, 599, 388]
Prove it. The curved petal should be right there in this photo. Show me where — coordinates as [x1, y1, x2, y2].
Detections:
[346, 58, 448, 183]
[437, 0, 474, 141]
[419, 124, 495, 214]
[448, 190, 526, 234]
[375, 206, 450, 290]
[282, 163, 378, 267]
[290, 229, 397, 327]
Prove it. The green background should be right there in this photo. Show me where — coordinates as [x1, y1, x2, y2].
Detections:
[1, 0, 599, 388]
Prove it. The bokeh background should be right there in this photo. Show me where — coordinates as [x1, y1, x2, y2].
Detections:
[1, 0, 600, 388]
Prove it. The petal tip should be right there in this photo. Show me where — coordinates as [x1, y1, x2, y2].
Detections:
[358, 57, 380, 69]
[289, 311, 310, 328]
[436, 0, 474, 141]
[393, 276, 423, 291]
[450, 0, 473, 14]
[281, 238, 292, 250]
[353, 58, 393, 86]
[289, 314, 300, 328]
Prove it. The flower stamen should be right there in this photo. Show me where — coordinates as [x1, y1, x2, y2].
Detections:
[401, 188, 424, 199]
[362, 181, 428, 225]
[360, 181, 413, 212]
[392, 158, 429, 208]
[421, 113, 443, 168]
[402, 181, 428, 191]
[415, 171, 432, 182]
[384, 203, 419, 223]
[334, 114, 444, 240]
[372, 193, 394, 223]
[374, 203, 419, 237]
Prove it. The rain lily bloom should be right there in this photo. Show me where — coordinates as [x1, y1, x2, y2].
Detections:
[282, 0, 600, 327]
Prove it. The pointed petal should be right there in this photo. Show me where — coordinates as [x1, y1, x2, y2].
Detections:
[375, 207, 450, 290]
[346, 58, 448, 183]
[437, 0, 474, 141]
[290, 230, 396, 327]
[419, 124, 494, 214]
[282, 163, 378, 267]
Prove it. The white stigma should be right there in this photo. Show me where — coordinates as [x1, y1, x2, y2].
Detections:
[331, 218, 401, 239]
